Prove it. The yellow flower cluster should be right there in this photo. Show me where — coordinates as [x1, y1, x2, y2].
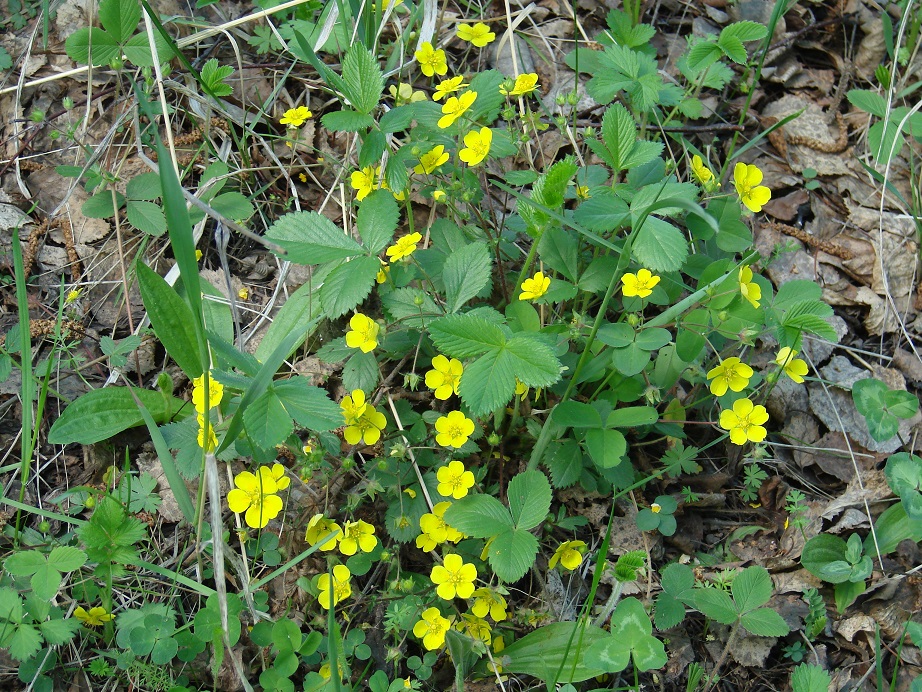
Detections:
[415, 501, 464, 551]
[340, 389, 387, 446]
[192, 373, 223, 452]
[305, 514, 378, 557]
[227, 464, 289, 529]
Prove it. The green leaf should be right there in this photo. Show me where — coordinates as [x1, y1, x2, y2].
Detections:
[320, 256, 380, 318]
[584, 429, 626, 469]
[343, 350, 379, 393]
[853, 378, 918, 442]
[634, 328, 671, 351]
[443, 242, 492, 313]
[538, 227, 579, 281]
[458, 348, 516, 416]
[507, 470, 552, 531]
[428, 314, 506, 358]
[381, 287, 441, 328]
[272, 379, 343, 432]
[341, 45, 384, 115]
[98, 0, 141, 43]
[47, 546, 87, 573]
[321, 109, 375, 132]
[126, 172, 162, 200]
[573, 192, 630, 232]
[801, 534, 849, 583]
[357, 190, 398, 255]
[378, 105, 415, 133]
[4, 551, 46, 577]
[123, 31, 174, 67]
[443, 495, 513, 537]
[244, 390, 294, 450]
[504, 334, 562, 388]
[606, 406, 657, 428]
[39, 616, 81, 646]
[847, 89, 887, 118]
[885, 453, 922, 519]
[633, 217, 687, 272]
[7, 624, 42, 661]
[545, 440, 584, 489]
[740, 608, 790, 636]
[502, 622, 611, 683]
[199, 58, 235, 97]
[692, 588, 737, 624]
[611, 342, 651, 376]
[78, 496, 147, 569]
[47, 387, 185, 444]
[82, 189, 125, 218]
[255, 282, 321, 362]
[211, 191, 255, 223]
[600, 103, 661, 171]
[791, 663, 832, 692]
[552, 401, 603, 429]
[720, 20, 768, 43]
[717, 35, 747, 64]
[64, 27, 120, 66]
[585, 598, 667, 672]
[126, 200, 167, 235]
[686, 41, 722, 72]
[487, 528, 538, 583]
[265, 211, 364, 264]
[137, 262, 203, 377]
[731, 566, 773, 614]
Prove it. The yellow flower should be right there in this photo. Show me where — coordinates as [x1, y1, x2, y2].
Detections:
[196, 414, 217, 452]
[430, 553, 477, 599]
[438, 91, 477, 129]
[341, 389, 387, 445]
[437, 460, 475, 499]
[425, 354, 463, 400]
[350, 165, 381, 201]
[317, 564, 352, 609]
[651, 502, 662, 513]
[433, 76, 468, 101]
[386, 232, 423, 261]
[432, 190, 446, 201]
[237, 287, 249, 300]
[413, 607, 451, 650]
[706, 357, 754, 397]
[280, 106, 312, 127]
[195, 249, 203, 261]
[389, 82, 427, 104]
[269, 462, 290, 490]
[339, 519, 377, 555]
[776, 347, 809, 383]
[74, 606, 114, 627]
[305, 514, 342, 551]
[457, 22, 495, 47]
[227, 467, 284, 529]
[500, 73, 539, 96]
[719, 398, 769, 445]
[435, 411, 475, 448]
[459, 127, 492, 166]
[548, 540, 586, 570]
[414, 145, 450, 174]
[733, 162, 772, 213]
[434, 501, 464, 542]
[621, 268, 660, 298]
[575, 185, 590, 200]
[514, 379, 529, 400]
[376, 261, 390, 284]
[192, 373, 224, 413]
[519, 271, 550, 301]
[690, 155, 715, 187]
[414, 42, 447, 77]
[738, 265, 762, 308]
[65, 288, 83, 304]
[345, 312, 379, 352]
[416, 512, 447, 551]
[470, 587, 507, 622]
[456, 613, 492, 643]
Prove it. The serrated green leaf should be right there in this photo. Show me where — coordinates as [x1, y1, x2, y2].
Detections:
[720, 20, 768, 43]
[7, 624, 42, 661]
[731, 566, 773, 613]
[443, 495, 513, 537]
[740, 608, 790, 636]
[573, 192, 630, 232]
[601, 103, 638, 172]
[272, 379, 343, 431]
[341, 45, 383, 115]
[692, 588, 737, 624]
[199, 58, 235, 97]
[459, 349, 516, 415]
[717, 34, 747, 64]
[243, 390, 294, 450]
[357, 190, 398, 255]
[65, 27, 120, 66]
[791, 663, 832, 692]
[380, 287, 441, 328]
[504, 334, 561, 387]
[126, 200, 167, 236]
[508, 470, 552, 531]
[488, 528, 538, 582]
[265, 211, 364, 264]
[342, 349, 379, 393]
[443, 242, 492, 312]
[545, 440, 584, 489]
[428, 314, 506, 358]
[653, 593, 686, 630]
[98, 0, 141, 43]
[633, 217, 688, 272]
[39, 616, 81, 646]
[320, 256, 379, 318]
[584, 428, 626, 468]
[686, 41, 722, 72]
[255, 281, 321, 362]
[847, 89, 887, 118]
[47, 546, 87, 573]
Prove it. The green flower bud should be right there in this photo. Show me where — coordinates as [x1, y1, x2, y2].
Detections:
[84, 495, 96, 509]
[38, 521, 50, 533]
[626, 313, 641, 327]
[487, 432, 501, 446]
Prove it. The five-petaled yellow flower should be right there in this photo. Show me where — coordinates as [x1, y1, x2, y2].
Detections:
[549, 540, 586, 570]
[350, 165, 381, 201]
[425, 355, 463, 400]
[280, 106, 312, 127]
[339, 519, 378, 555]
[500, 73, 539, 96]
[437, 460, 475, 499]
[621, 268, 660, 299]
[345, 312, 379, 352]
[74, 606, 114, 627]
[386, 232, 423, 261]
[305, 514, 342, 551]
[416, 501, 463, 550]
[470, 587, 507, 621]
[733, 162, 772, 213]
[719, 398, 769, 445]
[519, 271, 550, 301]
[433, 76, 468, 101]
[738, 265, 761, 308]
[435, 410, 475, 448]
[690, 154, 714, 187]
[438, 91, 477, 129]
[776, 347, 809, 383]
[431, 553, 477, 600]
[457, 22, 495, 47]
[227, 466, 286, 529]
[459, 127, 492, 166]
[413, 607, 451, 650]
[341, 389, 387, 445]
[415, 145, 450, 174]
[415, 41, 447, 77]
[706, 357, 754, 397]
[457, 613, 492, 643]
[317, 564, 352, 609]
[192, 372, 224, 413]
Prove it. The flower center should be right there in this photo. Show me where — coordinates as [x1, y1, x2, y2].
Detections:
[447, 423, 463, 439]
